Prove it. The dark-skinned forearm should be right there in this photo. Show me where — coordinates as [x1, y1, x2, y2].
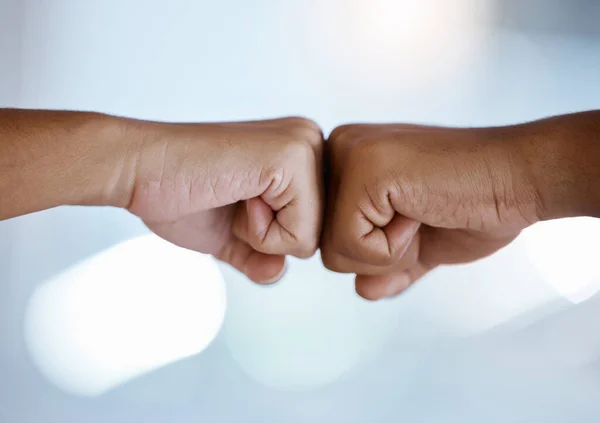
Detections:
[512, 110, 600, 221]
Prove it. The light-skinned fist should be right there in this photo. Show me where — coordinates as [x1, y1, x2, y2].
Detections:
[126, 117, 324, 284]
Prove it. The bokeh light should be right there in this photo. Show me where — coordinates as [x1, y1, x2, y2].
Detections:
[220, 254, 404, 390]
[312, 0, 492, 87]
[24, 234, 226, 397]
[523, 217, 600, 304]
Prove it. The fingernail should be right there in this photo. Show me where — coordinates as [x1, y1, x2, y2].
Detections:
[385, 274, 411, 298]
[262, 261, 288, 285]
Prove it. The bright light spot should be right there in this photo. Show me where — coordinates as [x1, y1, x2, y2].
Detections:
[24, 234, 226, 397]
[523, 217, 600, 304]
[313, 0, 492, 86]
[358, 0, 432, 47]
[220, 254, 402, 390]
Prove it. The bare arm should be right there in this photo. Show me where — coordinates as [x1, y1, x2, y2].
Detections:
[0, 108, 323, 284]
[321, 110, 600, 300]
[515, 110, 600, 221]
[0, 109, 137, 220]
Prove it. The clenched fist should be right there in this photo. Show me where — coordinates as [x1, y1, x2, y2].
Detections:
[127, 117, 324, 284]
[2, 109, 598, 296]
[321, 123, 543, 300]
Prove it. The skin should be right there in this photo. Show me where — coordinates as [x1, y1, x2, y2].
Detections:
[321, 111, 600, 300]
[0, 109, 323, 284]
[1, 108, 599, 300]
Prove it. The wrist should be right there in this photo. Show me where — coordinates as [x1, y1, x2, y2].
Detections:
[81, 112, 143, 209]
[472, 126, 542, 230]
[122, 119, 216, 219]
[510, 112, 600, 221]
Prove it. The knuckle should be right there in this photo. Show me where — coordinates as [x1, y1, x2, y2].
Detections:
[295, 232, 319, 258]
[297, 131, 323, 152]
[328, 124, 356, 142]
[342, 140, 388, 188]
[296, 245, 318, 259]
[280, 137, 315, 165]
[285, 117, 322, 135]
[347, 138, 382, 163]
[340, 142, 376, 184]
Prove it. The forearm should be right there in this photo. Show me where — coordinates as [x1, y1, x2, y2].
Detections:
[0, 109, 140, 220]
[513, 110, 600, 221]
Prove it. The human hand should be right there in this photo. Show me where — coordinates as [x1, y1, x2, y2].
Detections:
[126, 117, 323, 284]
[2, 109, 597, 293]
[321, 123, 541, 300]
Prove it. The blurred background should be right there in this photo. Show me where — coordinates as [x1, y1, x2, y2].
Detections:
[1, 0, 599, 421]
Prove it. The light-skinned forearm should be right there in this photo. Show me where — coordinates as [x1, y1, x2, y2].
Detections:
[0, 109, 139, 220]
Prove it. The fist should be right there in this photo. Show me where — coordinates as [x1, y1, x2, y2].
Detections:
[127, 117, 323, 284]
[321, 124, 540, 300]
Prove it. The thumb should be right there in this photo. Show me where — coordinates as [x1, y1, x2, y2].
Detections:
[217, 237, 287, 285]
[225, 198, 290, 284]
[233, 193, 317, 258]
[232, 197, 275, 250]
[245, 196, 275, 240]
